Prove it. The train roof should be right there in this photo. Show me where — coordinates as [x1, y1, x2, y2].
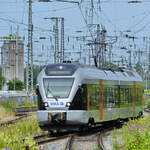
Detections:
[42, 63, 143, 82]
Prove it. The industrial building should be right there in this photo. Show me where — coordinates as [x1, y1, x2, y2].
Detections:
[1, 35, 24, 90]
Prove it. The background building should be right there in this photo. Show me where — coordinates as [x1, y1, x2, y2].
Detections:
[1, 35, 24, 90]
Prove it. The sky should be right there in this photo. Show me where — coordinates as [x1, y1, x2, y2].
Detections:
[0, 0, 150, 66]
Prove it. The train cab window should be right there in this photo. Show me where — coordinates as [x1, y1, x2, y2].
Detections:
[43, 78, 74, 98]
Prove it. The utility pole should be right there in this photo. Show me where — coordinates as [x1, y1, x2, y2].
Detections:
[128, 50, 132, 69]
[51, 17, 64, 63]
[26, 0, 33, 92]
[148, 44, 150, 71]
[53, 18, 59, 63]
[89, 0, 94, 25]
[96, 24, 101, 67]
[16, 25, 19, 79]
[61, 18, 65, 62]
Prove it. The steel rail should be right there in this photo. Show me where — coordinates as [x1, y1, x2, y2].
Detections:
[15, 106, 37, 116]
[15, 106, 37, 112]
[65, 135, 73, 150]
[144, 107, 150, 113]
[36, 134, 71, 145]
[98, 132, 106, 150]
[0, 114, 28, 127]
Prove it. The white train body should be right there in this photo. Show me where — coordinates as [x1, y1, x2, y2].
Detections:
[36, 63, 143, 131]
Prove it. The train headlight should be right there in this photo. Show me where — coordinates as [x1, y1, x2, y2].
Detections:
[44, 102, 48, 107]
[66, 102, 71, 107]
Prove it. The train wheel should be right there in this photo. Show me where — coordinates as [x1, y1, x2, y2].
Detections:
[79, 126, 84, 132]
[91, 117, 95, 126]
[138, 111, 143, 118]
[48, 130, 54, 135]
[88, 117, 95, 126]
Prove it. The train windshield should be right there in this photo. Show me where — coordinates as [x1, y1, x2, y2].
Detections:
[43, 78, 74, 98]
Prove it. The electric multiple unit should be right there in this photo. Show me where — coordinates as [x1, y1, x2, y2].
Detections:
[36, 63, 144, 132]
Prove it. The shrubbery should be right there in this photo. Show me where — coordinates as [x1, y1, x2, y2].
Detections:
[0, 116, 44, 149]
[147, 101, 150, 108]
[0, 100, 17, 114]
[113, 117, 150, 150]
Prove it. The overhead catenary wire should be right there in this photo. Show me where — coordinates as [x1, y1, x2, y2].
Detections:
[128, 12, 150, 30]
[0, 17, 53, 33]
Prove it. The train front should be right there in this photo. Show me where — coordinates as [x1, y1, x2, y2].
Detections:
[37, 63, 85, 131]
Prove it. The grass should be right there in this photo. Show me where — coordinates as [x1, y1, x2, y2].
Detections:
[144, 89, 150, 95]
[17, 98, 37, 108]
[0, 99, 43, 149]
[0, 100, 17, 114]
[0, 115, 46, 150]
[113, 117, 150, 150]
[0, 106, 15, 122]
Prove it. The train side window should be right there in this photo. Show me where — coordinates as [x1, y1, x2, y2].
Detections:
[103, 86, 107, 107]
[125, 88, 129, 104]
[120, 88, 124, 104]
[136, 88, 138, 103]
[70, 84, 87, 110]
[115, 88, 119, 105]
[129, 88, 132, 104]
[120, 87, 129, 104]
[81, 84, 87, 109]
[88, 84, 99, 110]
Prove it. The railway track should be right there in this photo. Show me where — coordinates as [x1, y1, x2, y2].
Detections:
[0, 114, 27, 127]
[66, 132, 103, 150]
[37, 121, 123, 150]
[144, 107, 150, 113]
[15, 106, 37, 116]
[0, 107, 36, 127]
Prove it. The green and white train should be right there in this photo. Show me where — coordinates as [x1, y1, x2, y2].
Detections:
[36, 63, 144, 131]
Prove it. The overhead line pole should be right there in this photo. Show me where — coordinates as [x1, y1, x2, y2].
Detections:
[26, 0, 33, 93]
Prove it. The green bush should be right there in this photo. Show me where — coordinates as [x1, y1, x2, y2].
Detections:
[7, 78, 24, 91]
[144, 89, 150, 95]
[147, 101, 150, 108]
[113, 117, 150, 150]
[0, 100, 17, 113]
[0, 116, 45, 149]
[18, 98, 37, 108]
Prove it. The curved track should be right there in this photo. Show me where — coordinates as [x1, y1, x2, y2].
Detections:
[0, 114, 27, 127]
[66, 132, 104, 150]
[37, 120, 125, 150]
[0, 107, 36, 127]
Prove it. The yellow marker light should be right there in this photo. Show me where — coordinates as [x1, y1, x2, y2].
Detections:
[48, 112, 52, 121]
[61, 112, 63, 120]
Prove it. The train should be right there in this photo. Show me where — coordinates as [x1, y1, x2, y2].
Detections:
[36, 63, 144, 132]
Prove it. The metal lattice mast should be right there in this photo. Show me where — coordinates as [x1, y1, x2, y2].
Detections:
[16, 25, 19, 79]
[26, 0, 33, 92]
[54, 18, 59, 63]
[89, 0, 94, 25]
[61, 18, 64, 62]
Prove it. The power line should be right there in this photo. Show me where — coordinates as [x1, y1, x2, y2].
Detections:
[0, 17, 52, 33]
[128, 12, 150, 29]
[134, 20, 150, 34]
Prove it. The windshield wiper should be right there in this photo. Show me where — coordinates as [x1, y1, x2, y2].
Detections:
[47, 83, 58, 101]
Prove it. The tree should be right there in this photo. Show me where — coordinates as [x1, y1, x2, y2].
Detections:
[7, 78, 24, 91]
[134, 63, 144, 79]
[0, 67, 5, 90]
[101, 62, 118, 70]
[24, 65, 44, 89]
